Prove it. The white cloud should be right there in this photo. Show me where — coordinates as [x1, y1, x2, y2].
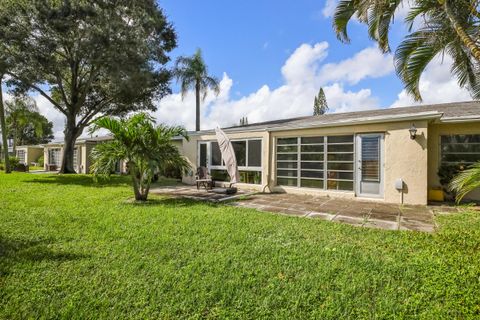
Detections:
[391, 55, 472, 108]
[322, 0, 337, 18]
[318, 47, 394, 85]
[153, 42, 391, 130]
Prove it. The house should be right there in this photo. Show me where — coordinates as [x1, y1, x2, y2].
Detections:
[17, 136, 127, 174]
[15, 145, 44, 166]
[179, 101, 480, 205]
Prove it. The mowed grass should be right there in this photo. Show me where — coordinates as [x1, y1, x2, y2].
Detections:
[1, 173, 479, 319]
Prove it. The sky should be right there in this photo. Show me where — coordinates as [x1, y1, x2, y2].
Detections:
[4, 0, 473, 138]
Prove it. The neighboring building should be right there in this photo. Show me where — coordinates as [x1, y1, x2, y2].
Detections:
[17, 135, 127, 174]
[15, 145, 44, 166]
[179, 101, 480, 205]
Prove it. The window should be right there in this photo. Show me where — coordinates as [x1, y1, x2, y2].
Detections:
[199, 139, 262, 184]
[48, 148, 61, 167]
[199, 143, 207, 167]
[17, 150, 26, 164]
[73, 148, 78, 171]
[276, 135, 354, 191]
[440, 135, 480, 165]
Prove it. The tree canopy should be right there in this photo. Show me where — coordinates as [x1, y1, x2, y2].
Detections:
[0, 0, 177, 173]
[313, 88, 328, 116]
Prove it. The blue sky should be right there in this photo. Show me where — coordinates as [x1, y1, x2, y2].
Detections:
[152, 0, 470, 130]
[161, 0, 404, 105]
[8, 0, 471, 136]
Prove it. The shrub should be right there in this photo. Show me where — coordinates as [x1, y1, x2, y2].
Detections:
[37, 155, 44, 167]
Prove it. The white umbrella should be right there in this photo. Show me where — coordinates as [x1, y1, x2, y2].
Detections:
[215, 127, 240, 184]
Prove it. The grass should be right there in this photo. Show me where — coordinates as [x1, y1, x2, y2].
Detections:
[1, 173, 479, 319]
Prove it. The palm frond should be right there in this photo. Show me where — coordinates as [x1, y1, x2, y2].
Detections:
[449, 162, 480, 203]
[333, 0, 358, 43]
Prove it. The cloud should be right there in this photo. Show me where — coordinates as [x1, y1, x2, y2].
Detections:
[390, 55, 472, 108]
[318, 47, 394, 85]
[322, 0, 337, 18]
[153, 42, 392, 130]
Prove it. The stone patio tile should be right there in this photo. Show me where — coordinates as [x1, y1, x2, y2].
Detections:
[332, 215, 365, 227]
[306, 211, 336, 220]
[280, 208, 309, 217]
[400, 221, 435, 232]
[363, 218, 398, 231]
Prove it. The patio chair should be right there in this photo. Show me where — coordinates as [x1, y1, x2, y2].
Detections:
[195, 166, 213, 190]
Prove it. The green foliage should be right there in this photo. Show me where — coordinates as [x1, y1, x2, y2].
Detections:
[90, 113, 190, 201]
[313, 87, 328, 115]
[173, 48, 220, 131]
[0, 173, 480, 318]
[5, 96, 54, 146]
[37, 155, 44, 167]
[449, 162, 480, 203]
[332, 0, 480, 101]
[0, 0, 177, 172]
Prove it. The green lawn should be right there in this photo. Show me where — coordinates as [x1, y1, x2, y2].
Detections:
[1, 173, 479, 319]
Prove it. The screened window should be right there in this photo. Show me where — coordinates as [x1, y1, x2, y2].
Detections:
[440, 135, 480, 165]
[199, 143, 207, 167]
[211, 142, 222, 166]
[199, 139, 262, 184]
[276, 135, 354, 191]
[73, 148, 78, 171]
[17, 150, 26, 164]
[48, 148, 61, 167]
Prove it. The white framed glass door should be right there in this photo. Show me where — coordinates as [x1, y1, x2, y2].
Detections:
[355, 133, 384, 198]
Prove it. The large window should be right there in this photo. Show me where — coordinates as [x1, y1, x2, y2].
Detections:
[73, 148, 78, 171]
[276, 135, 354, 191]
[48, 148, 61, 167]
[198, 139, 263, 185]
[440, 135, 480, 166]
[16, 150, 26, 164]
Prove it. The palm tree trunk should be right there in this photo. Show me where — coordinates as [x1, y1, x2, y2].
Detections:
[195, 80, 201, 131]
[0, 76, 11, 173]
[443, 0, 480, 62]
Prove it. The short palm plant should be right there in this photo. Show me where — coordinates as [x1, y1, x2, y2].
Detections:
[90, 113, 190, 201]
[449, 162, 480, 203]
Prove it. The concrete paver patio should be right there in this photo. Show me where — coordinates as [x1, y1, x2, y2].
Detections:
[151, 185, 464, 232]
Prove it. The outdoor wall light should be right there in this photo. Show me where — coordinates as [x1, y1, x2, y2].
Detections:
[409, 124, 417, 140]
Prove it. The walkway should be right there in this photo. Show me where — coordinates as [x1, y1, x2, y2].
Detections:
[151, 185, 462, 232]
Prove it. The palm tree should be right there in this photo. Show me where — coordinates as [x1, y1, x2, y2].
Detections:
[449, 162, 480, 203]
[5, 96, 40, 153]
[173, 49, 220, 131]
[333, 0, 480, 101]
[90, 113, 190, 201]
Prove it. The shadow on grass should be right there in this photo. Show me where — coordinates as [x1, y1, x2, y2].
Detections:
[0, 236, 89, 275]
[26, 174, 130, 188]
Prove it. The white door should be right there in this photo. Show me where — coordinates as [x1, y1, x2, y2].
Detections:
[356, 134, 384, 198]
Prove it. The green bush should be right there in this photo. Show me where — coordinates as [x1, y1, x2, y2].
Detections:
[37, 155, 44, 166]
[9, 157, 20, 170]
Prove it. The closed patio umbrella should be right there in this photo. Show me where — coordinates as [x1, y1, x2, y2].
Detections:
[215, 127, 240, 185]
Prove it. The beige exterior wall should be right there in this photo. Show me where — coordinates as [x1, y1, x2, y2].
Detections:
[270, 120, 429, 205]
[181, 120, 429, 205]
[428, 122, 480, 201]
[181, 131, 270, 191]
[16, 146, 43, 165]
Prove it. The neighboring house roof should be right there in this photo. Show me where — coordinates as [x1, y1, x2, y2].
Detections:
[45, 135, 114, 146]
[189, 100, 480, 135]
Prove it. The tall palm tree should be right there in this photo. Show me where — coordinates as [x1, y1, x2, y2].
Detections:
[90, 113, 190, 201]
[333, 0, 480, 101]
[5, 96, 39, 153]
[173, 49, 220, 131]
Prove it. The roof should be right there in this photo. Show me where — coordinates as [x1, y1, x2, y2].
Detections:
[189, 100, 480, 135]
[47, 135, 114, 146]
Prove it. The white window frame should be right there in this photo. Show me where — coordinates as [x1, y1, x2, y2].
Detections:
[17, 150, 26, 164]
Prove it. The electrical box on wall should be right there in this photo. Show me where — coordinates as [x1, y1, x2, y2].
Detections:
[395, 179, 404, 191]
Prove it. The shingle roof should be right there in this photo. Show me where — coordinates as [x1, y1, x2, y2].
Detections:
[213, 100, 480, 133]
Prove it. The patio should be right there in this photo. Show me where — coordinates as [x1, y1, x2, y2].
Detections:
[151, 185, 463, 232]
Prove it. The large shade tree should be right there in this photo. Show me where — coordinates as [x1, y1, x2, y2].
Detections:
[90, 113, 190, 201]
[0, 0, 177, 173]
[173, 49, 220, 131]
[333, 0, 480, 101]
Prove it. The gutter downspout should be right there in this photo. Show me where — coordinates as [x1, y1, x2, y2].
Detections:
[261, 129, 272, 193]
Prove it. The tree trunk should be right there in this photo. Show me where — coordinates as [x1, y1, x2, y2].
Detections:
[444, 0, 480, 62]
[0, 77, 11, 173]
[195, 80, 201, 132]
[59, 116, 81, 174]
